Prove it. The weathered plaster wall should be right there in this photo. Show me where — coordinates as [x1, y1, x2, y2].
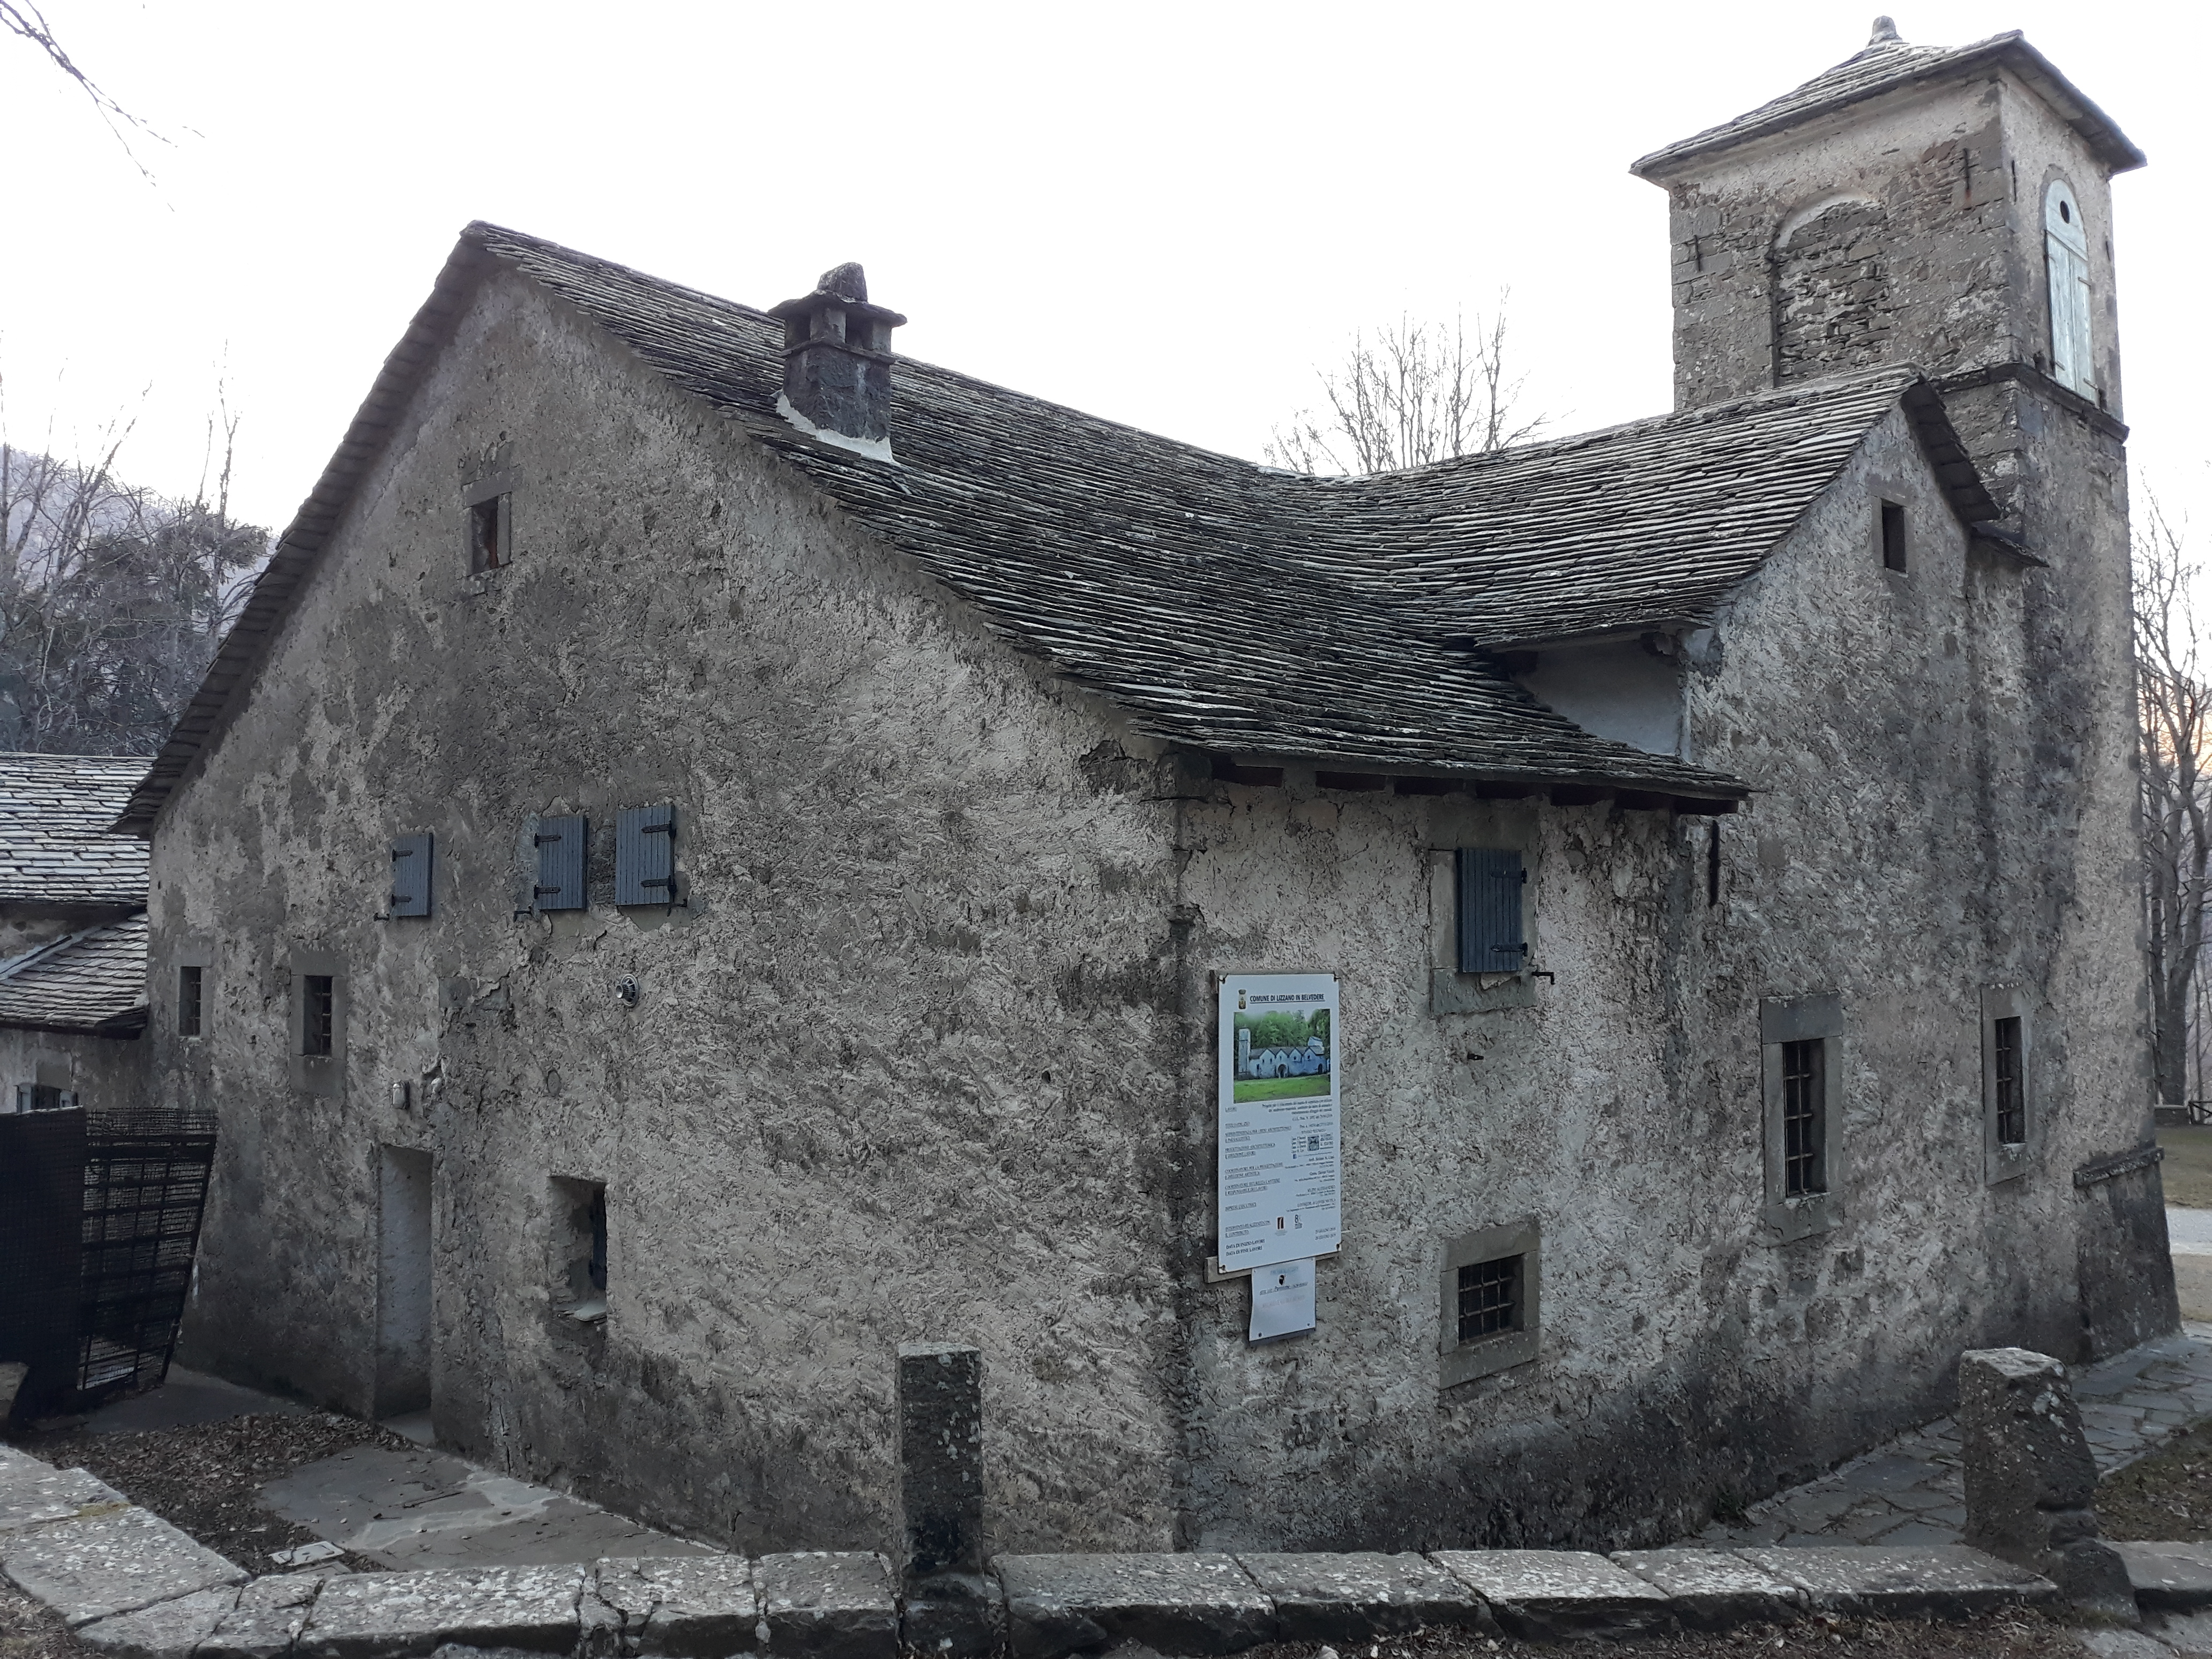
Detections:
[0, 1027, 145, 1112]
[1171, 408, 2143, 1553]
[158, 267, 1195, 1557]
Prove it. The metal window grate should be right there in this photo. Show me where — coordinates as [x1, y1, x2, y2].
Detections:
[1782, 1037, 1826, 1196]
[178, 966, 203, 1037]
[1994, 1016, 2026, 1146]
[302, 975, 334, 1057]
[1456, 1254, 1519, 1342]
[76, 1108, 218, 1403]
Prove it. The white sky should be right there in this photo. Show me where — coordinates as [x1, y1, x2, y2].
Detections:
[1, 1, 2204, 545]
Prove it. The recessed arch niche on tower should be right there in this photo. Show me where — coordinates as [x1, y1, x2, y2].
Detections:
[1770, 192, 1894, 387]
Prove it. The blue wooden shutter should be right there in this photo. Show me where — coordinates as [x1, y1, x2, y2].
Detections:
[615, 804, 675, 906]
[534, 816, 587, 911]
[1456, 848, 1527, 973]
[389, 833, 434, 918]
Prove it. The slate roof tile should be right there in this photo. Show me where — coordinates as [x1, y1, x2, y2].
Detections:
[119, 221, 2008, 826]
[0, 754, 151, 905]
[1630, 27, 2143, 179]
[0, 912, 147, 1035]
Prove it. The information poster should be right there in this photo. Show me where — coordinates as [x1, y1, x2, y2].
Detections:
[1216, 972, 1341, 1273]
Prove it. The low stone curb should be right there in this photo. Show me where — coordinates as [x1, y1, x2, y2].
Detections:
[0, 1443, 2101, 1657]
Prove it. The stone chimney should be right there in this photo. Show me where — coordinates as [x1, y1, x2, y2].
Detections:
[768, 262, 906, 462]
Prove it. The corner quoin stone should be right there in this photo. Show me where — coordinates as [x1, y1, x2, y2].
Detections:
[1959, 1345, 2135, 1610]
[0, 1505, 248, 1627]
[1732, 1545, 2057, 1618]
[1236, 1552, 1491, 1642]
[994, 1552, 1275, 1659]
[755, 1552, 898, 1659]
[296, 1564, 585, 1659]
[1612, 1548, 1806, 1629]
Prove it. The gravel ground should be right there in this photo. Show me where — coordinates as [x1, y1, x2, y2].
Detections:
[2099, 1411, 2212, 1541]
[0, 1581, 79, 1659]
[4, 1411, 408, 1574]
[1256, 1613, 2088, 1659]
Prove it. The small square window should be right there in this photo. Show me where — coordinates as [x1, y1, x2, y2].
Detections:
[1456, 1254, 1522, 1342]
[302, 975, 335, 1057]
[1439, 1218, 1540, 1388]
[467, 495, 510, 573]
[1880, 500, 1908, 572]
[178, 965, 204, 1037]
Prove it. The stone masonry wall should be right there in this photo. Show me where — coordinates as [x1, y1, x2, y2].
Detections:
[1168, 405, 2143, 1553]
[158, 267, 1195, 1558]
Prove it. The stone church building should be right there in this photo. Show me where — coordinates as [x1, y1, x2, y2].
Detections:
[122, 19, 2172, 1556]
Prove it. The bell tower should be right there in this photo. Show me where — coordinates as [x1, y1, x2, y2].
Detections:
[1630, 16, 2143, 527]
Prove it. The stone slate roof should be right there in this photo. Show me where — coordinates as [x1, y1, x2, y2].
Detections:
[0, 754, 151, 905]
[1632, 26, 2144, 180]
[118, 225, 2006, 827]
[0, 913, 148, 1035]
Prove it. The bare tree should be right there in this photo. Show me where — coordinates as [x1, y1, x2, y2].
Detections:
[1266, 301, 1548, 476]
[2136, 500, 2211, 1107]
[2, 0, 168, 181]
[0, 381, 268, 756]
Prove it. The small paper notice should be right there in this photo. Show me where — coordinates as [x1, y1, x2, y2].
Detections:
[1249, 1257, 1316, 1342]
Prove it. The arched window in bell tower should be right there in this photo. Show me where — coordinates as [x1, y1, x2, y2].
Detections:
[2044, 181, 2094, 398]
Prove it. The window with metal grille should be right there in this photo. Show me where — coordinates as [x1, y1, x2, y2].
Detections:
[178, 966, 203, 1037]
[1994, 1016, 2026, 1146]
[302, 976, 335, 1058]
[1456, 1254, 1520, 1342]
[1782, 1037, 1826, 1196]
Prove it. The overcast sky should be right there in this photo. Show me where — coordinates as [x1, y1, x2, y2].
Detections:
[2, 1, 2202, 547]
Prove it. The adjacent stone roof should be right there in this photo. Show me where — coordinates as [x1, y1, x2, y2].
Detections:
[0, 913, 148, 1035]
[117, 223, 2003, 828]
[0, 754, 151, 905]
[1631, 26, 2145, 180]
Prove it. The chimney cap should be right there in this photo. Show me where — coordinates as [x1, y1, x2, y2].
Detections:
[1867, 15, 1900, 45]
[768, 260, 908, 330]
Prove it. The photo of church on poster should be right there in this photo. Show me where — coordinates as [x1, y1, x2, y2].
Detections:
[1216, 971, 1342, 1274]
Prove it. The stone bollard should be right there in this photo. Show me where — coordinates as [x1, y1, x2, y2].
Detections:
[899, 1342, 998, 1655]
[1959, 1346, 2135, 1619]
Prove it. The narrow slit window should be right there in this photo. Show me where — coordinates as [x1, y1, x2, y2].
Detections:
[468, 495, 509, 573]
[553, 1176, 609, 1324]
[302, 975, 335, 1058]
[1456, 1254, 1521, 1341]
[1994, 1016, 2026, 1146]
[178, 965, 203, 1037]
[1782, 1037, 1826, 1195]
[1881, 500, 1908, 572]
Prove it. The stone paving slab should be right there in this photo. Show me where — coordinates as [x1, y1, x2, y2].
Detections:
[590, 1554, 760, 1657]
[297, 1564, 585, 1658]
[1699, 1328, 2212, 1551]
[1236, 1551, 1489, 1640]
[1431, 1549, 1672, 1642]
[72, 1586, 238, 1659]
[1735, 1545, 2054, 1617]
[2119, 1544, 2212, 1611]
[0, 1504, 248, 1626]
[0, 1464, 128, 1536]
[1612, 1548, 1805, 1628]
[756, 1552, 896, 1659]
[995, 1552, 1274, 1659]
